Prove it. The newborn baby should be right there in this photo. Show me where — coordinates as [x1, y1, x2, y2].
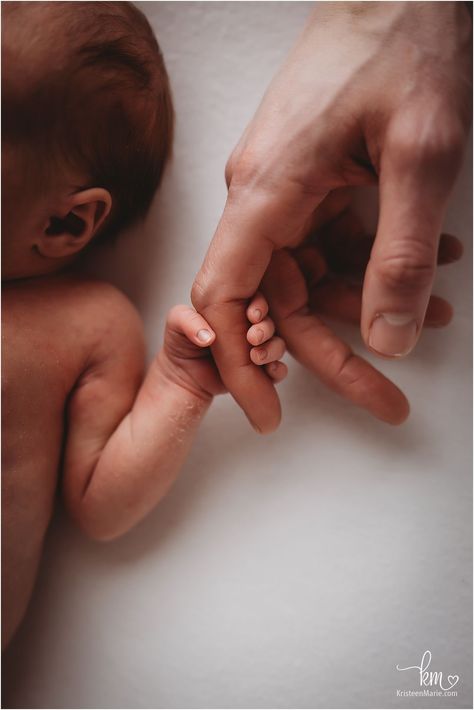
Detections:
[2, 1, 287, 649]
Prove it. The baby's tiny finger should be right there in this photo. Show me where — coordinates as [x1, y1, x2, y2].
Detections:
[247, 317, 275, 346]
[250, 336, 286, 365]
[168, 305, 215, 347]
[247, 291, 269, 324]
[265, 361, 288, 383]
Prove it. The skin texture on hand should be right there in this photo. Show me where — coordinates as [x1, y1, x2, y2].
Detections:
[63, 295, 286, 542]
[159, 297, 287, 400]
[192, 1, 472, 433]
[260, 196, 464, 425]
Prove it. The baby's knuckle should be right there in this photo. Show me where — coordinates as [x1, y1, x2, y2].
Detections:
[189, 310, 205, 327]
[167, 304, 185, 323]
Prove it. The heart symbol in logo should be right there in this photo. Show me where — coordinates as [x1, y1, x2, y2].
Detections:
[446, 675, 459, 689]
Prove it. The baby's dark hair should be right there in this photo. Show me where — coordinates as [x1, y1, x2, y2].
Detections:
[2, 1, 174, 243]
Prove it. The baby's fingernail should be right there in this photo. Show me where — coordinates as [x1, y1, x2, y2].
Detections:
[253, 308, 262, 321]
[254, 327, 265, 344]
[197, 329, 213, 343]
[257, 347, 267, 361]
[369, 313, 417, 357]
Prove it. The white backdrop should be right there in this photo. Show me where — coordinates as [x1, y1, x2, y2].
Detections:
[4, 3, 472, 708]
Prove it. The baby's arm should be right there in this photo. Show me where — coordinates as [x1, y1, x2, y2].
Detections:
[62, 290, 285, 541]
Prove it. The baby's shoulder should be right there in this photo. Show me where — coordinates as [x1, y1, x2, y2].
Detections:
[4, 273, 141, 330]
[2, 275, 145, 389]
[62, 276, 146, 385]
[69, 277, 145, 361]
[63, 276, 143, 333]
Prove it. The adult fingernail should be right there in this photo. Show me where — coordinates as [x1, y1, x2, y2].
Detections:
[197, 329, 213, 343]
[369, 313, 418, 357]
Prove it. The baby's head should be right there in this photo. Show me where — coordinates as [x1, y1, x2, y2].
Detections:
[2, 1, 173, 280]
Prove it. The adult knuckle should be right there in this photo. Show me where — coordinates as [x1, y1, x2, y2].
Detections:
[325, 344, 360, 389]
[191, 278, 208, 310]
[418, 126, 463, 172]
[226, 147, 262, 192]
[374, 244, 435, 290]
[387, 108, 465, 176]
[225, 150, 238, 188]
[192, 274, 231, 312]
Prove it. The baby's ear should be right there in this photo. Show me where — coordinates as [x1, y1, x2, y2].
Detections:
[36, 188, 112, 259]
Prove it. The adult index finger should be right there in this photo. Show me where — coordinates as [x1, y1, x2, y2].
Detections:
[192, 183, 321, 433]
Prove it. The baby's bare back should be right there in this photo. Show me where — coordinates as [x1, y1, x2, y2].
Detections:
[2, 275, 118, 647]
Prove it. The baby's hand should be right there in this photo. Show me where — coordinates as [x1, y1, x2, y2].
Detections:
[245, 292, 287, 383]
[160, 293, 287, 399]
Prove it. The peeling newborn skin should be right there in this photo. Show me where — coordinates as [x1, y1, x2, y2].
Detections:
[2, 273, 284, 651]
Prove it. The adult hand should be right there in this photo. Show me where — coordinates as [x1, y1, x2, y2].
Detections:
[260, 194, 463, 424]
[192, 2, 472, 433]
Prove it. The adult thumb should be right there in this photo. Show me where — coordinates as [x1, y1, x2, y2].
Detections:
[361, 113, 465, 357]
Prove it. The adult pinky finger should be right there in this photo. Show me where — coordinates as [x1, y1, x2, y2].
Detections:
[265, 361, 288, 383]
